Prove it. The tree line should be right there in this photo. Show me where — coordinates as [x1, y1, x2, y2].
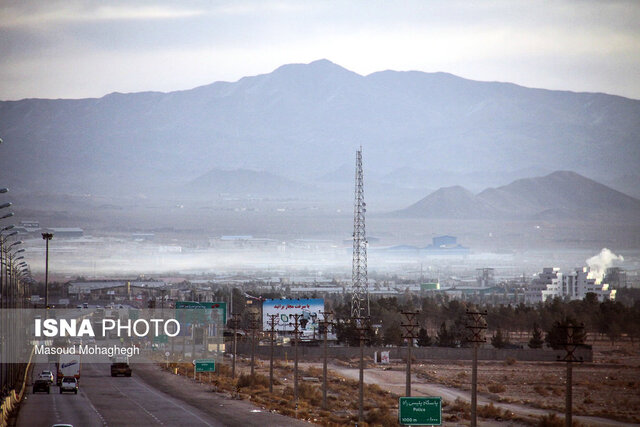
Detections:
[323, 288, 640, 348]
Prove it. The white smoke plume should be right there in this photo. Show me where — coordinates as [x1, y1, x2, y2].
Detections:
[586, 248, 624, 284]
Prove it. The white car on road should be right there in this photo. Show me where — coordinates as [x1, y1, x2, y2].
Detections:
[60, 377, 78, 394]
[38, 370, 54, 383]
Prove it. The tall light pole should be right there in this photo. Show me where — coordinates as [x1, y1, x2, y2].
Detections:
[1, 172, 10, 393]
[7, 240, 22, 251]
[42, 232, 53, 308]
[0, 231, 17, 310]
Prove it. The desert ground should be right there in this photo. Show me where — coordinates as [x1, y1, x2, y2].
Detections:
[158, 337, 640, 426]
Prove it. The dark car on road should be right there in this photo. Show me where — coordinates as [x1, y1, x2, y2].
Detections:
[32, 379, 50, 393]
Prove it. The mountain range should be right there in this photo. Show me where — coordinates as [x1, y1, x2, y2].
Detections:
[1, 59, 639, 199]
[395, 171, 640, 221]
[183, 168, 314, 197]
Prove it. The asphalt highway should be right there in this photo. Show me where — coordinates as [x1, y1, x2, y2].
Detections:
[17, 355, 310, 427]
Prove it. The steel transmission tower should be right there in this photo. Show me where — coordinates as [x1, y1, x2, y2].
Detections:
[351, 147, 369, 318]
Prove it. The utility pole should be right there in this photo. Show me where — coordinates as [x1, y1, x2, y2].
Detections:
[230, 312, 241, 378]
[353, 316, 370, 424]
[248, 311, 260, 377]
[466, 309, 487, 427]
[320, 310, 334, 409]
[555, 320, 585, 427]
[191, 322, 197, 361]
[42, 232, 53, 309]
[401, 310, 420, 397]
[267, 313, 279, 393]
[290, 313, 302, 405]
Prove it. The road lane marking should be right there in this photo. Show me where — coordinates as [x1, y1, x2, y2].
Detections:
[132, 377, 217, 427]
[110, 382, 164, 425]
[80, 389, 109, 426]
[52, 391, 61, 423]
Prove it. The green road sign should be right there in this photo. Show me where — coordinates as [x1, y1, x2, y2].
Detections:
[175, 301, 227, 324]
[420, 282, 440, 291]
[194, 359, 216, 372]
[153, 334, 168, 343]
[399, 397, 442, 426]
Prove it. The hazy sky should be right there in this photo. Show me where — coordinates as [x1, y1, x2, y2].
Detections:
[1, 0, 639, 100]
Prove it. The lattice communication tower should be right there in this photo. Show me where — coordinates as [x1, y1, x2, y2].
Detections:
[351, 147, 369, 318]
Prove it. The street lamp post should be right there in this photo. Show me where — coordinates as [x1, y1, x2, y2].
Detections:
[42, 233, 53, 308]
[0, 233, 17, 308]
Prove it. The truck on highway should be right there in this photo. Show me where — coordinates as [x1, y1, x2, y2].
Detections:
[56, 354, 81, 386]
[110, 355, 132, 377]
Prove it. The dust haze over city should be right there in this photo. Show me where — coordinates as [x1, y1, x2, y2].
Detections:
[1, 1, 639, 283]
[3, 2, 640, 426]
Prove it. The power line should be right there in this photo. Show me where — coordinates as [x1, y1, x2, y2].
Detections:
[401, 310, 420, 397]
[319, 310, 334, 409]
[465, 309, 487, 427]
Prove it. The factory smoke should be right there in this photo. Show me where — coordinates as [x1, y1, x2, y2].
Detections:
[586, 248, 624, 284]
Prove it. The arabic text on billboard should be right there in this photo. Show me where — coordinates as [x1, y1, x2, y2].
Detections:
[262, 299, 324, 332]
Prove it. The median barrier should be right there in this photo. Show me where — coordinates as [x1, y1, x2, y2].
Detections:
[0, 346, 35, 427]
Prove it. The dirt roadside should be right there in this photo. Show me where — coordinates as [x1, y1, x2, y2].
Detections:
[319, 363, 634, 427]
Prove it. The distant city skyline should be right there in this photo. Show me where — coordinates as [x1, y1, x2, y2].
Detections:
[1, 0, 639, 101]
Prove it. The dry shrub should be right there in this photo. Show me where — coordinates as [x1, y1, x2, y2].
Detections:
[237, 373, 270, 389]
[477, 403, 502, 419]
[449, 398, 471, 417]
[368, 383, 383, 393]
[501, 410, 516, 420]
[534, 385, 549, 396]
[538, 414, 585, 427]
[505, 357, 517, 365]
[445, 414, 460, 423]
[366, 406, 397, 426]
[488, 383, 507, 393]
[550, 387, 563, 396]
[328, 413, 351, 424]
[304, 366, 323, 377]
[281, 385, 294, 398]
[279, 407, 296, 417]
[298, 382, 322, 406]
[215, 363, 232, 377]
[538, 414, 565, 427]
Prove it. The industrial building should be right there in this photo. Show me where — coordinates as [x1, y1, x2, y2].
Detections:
[68, 280, 168, 303]
[525, 267, 616, 303]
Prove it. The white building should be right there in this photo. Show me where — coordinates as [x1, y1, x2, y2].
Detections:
[525, 267, 616, 304]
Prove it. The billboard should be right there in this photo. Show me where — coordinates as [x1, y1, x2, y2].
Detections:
[262, 299, 324, 332]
